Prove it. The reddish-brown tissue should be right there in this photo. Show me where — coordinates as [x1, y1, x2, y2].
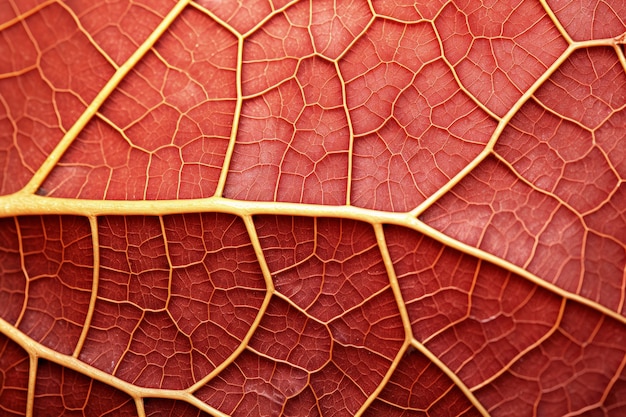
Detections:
[0, 0, 625, 416]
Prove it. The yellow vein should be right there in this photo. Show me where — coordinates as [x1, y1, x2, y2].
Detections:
[73, 215, 100, 357]
[26, 354, 37, 417]
[214, 36, 244, 197]
[135, 398, 146, 417]
[410, 43, 577, 218]
[187, 214, 274, 392]
[373, 223, 414, 340]
[411, 338, 491, 417]
[337, 59, 356, 206]
[538, 0, 574, 45]
[356, 342, 412, 417]
[615, 43, 626, 71]
[0, 0, 56, 32]
[354, 224, 416, 416]
[13, 216, 29, 329]
[20, 0, 191, 195]
[159, 216, 176, 312]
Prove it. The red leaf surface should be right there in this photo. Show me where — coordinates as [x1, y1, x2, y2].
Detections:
[1, 0, 625, 416]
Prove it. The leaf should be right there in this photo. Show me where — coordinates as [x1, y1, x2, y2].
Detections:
[1, 0, 625, 416]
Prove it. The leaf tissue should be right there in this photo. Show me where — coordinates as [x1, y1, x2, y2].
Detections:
[0, 0, 625, 416]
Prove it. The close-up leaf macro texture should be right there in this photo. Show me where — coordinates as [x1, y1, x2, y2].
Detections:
[1, 0, 626, 416]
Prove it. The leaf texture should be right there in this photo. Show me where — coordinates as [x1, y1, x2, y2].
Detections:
[0, 0, 625, 416]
